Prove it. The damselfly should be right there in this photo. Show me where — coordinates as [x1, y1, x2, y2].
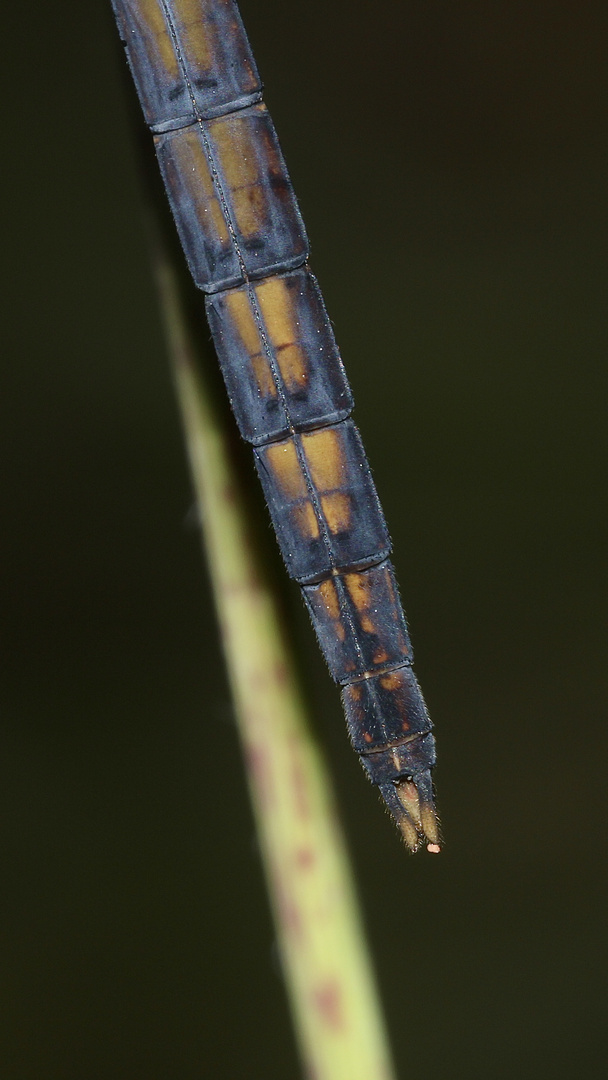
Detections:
[111, 0, 440, 852]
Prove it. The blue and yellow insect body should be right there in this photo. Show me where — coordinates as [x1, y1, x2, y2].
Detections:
[111, 0, 440, 851]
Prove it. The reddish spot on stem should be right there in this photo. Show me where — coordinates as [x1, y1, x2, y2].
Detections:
[275, 877, 302, 939]
[312, 979, 345, 1031]
[273, 660, 288, 686]
[295, 846, 316, 871]
[222, 482, 237, 505]
[245, 745, 274, 811]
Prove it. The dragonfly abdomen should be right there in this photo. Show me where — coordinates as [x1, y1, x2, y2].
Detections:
[111, 0, 439, 851]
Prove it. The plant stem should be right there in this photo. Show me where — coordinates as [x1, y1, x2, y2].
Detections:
[154, 249, 397, 1080]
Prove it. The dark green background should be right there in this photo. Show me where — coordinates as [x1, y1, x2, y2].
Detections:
[2, 1, 607, 1076]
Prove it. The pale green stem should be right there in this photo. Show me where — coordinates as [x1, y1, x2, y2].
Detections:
[154, 250, 397, 1080]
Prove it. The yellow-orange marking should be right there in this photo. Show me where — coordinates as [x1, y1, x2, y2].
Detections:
[174, 0, 213, 71]
[379, 670, 402, 692]
[372, 649, 389, 665]
[318, 579, 340, 620]
[139, 0, 180, 82]
[256, 276, 294, 344]
[167, 129, 229, 246]
[225, 290, 260, 355]
[320, 492, 351, 534]
[345, 572, 371, 611]
[231, 184, 266, 240]
[264, 441, 307, 499]
[211, 115, 259, 189]
[225, 291, 276, 396]
[276, 345, 308, 391]
[211, 115, 266, 239]
[250, 354, 276, 397]
[292, 501, 320, 540]
[302, 428, 344, 490]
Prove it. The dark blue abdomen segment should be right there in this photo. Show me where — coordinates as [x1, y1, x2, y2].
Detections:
[155, 105, 308, 292]
[359, 734, 437, 790]
[111, 0, 261, 130]
[302, 561, 412, 683]
[342, 665, 432, 753]
[206, 270, 353, 445]
[254, 420, 390, 583]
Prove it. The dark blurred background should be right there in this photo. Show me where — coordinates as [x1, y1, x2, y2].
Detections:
[2, 1, 607, 1076]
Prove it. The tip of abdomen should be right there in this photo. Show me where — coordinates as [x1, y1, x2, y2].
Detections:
[385, 772, 441, 853]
